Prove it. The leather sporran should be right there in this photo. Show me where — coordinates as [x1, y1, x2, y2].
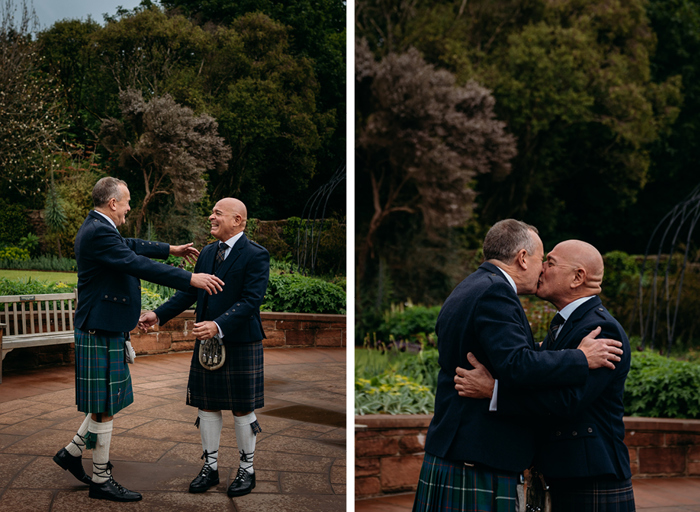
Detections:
[522, 467, 552, 512]
[198, 335, 226, 370]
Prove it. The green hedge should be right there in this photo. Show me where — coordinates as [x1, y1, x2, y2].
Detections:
[262, 273, 346, 314]
[0, 255, 77, 271]
[0, 199, 29, 245]
[624, 351, 700, 419]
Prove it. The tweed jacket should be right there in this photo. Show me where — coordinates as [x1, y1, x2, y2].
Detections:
[496, 296, 632, 480]
[424, 262, 590, 473]
[73, 210, 191, 333]
[154, 234, 270, 343]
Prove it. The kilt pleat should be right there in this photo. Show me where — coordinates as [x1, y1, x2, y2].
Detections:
[548, 477, 636, 512]
[413, 453, 518, 512]
[74, 328, 133, 416]
[186, 339, 264, 412]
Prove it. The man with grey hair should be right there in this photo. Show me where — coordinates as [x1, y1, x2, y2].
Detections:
[53, 177, 225, 502]
[412, 219, 624, 512]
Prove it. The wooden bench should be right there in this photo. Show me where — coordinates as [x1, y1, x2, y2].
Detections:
[0, 290, 78, 383]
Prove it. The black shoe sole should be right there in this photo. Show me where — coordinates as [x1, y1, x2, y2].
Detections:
[189, 479, 220, 493]
[53, 453, 91, 485]
[227, 482, 255, 497]
[89, 489, 143, 502]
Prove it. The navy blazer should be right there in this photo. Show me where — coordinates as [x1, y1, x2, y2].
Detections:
[424, 262, 590, 473]
[155, 234, 270, 343]
[74, 211, 192, 332]
[497, 296, 632, 480]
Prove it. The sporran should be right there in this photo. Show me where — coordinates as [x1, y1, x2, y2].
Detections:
[198, 334, 226, 371]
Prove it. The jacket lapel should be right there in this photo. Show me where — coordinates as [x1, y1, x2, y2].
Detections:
[215, 233, 247, 277]
[548, 296, 603, 350]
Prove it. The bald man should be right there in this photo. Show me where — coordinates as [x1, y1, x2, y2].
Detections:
[455, 240, 634, 511]
[139, 198, 270, 497]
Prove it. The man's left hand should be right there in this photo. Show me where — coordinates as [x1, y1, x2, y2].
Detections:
[170, 243, 200, 266]
[193, 321, 219, 340]
[454, 353, 496, 399]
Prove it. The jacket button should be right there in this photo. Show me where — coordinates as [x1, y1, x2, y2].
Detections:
[555, 431, 561, 436]
[104, 295, 108, 298]
[572, 431, 578, 436]
[588, 427, 593, 433]
[232, 309, 236, 312]
[225, 313, 229, 316]
[123, 298, 126, 302]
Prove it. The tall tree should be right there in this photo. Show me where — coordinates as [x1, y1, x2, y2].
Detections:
[100, 88, 231, 236]
[356, 40, 517, 311]
[0, 0, 66, 205]
[357, 0, 683, 252]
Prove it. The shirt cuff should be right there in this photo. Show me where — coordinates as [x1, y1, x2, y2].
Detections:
[489, 379, 499, 411]
[214, 321, 224, 338]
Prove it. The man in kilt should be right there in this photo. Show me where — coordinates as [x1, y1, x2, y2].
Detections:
[454, 240, 635, 511]
[413, 220, 623, 512]
[139, 197, 270, 498]
[53, 177, 225, 502]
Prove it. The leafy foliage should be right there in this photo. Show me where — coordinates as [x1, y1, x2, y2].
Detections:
[0, 277, 74, 295]
[100, 88, 231, 237]
[355, 347, 440, 415]
[262, 273, 346, 314]
[0, 247, 30, 262]
[0, 0, 66, 205]
[356, 374, 435, 415]
[0, 199, 29, 245]
[0, 255, 77, 271]
[624, 351, 700, 418]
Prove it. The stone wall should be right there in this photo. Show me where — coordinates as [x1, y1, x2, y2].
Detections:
[2, 311, 346, 372]
[354, 414, 700, 498]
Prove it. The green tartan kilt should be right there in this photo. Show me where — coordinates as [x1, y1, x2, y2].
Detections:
[74, 328, 133, 416]
[413, 453, 519, 512]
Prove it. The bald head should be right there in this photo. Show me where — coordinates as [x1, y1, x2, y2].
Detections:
[555, 240, 604, 291]
[208, 197, 248, 242]
[536, 239, 604, 309]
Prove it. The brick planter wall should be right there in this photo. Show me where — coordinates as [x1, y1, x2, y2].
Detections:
[355, 414, 700, 498]
[129, 311, 346, 354]
[1, 311, 345, 372]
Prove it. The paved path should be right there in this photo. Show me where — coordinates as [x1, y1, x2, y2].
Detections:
[0, 348, 346, 511]
[356, 479, 700, 512]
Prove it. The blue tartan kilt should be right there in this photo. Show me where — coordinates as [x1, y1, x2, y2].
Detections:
[186, 338, 264, 412]
[548, 477, 636, 512]
[413, 453, 519, 512]
[74, 328, 133, 416]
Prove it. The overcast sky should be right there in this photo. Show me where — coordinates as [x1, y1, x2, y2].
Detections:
[31, 0, 145, 30]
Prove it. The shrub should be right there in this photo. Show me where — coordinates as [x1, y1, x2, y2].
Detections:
[355, 374, 435, 415]
[355, 347, 440, 414]
[262, 273, 346, 314]
[0, 277, 75, 295]
[0, 255, 77, 271]
[0, 199, 29, 245]
[624, 351, 700, 419]
[379, 304, 441, 344]
[0, 246, 31, 262]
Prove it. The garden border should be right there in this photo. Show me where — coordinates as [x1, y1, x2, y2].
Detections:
[354, 414, 700, 498]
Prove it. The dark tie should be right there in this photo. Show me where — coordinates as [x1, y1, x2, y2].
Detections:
[545, 313, 565, 346]
[214, 242, 227, 271]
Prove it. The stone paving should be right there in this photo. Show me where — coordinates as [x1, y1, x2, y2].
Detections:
[0, 348, 347, 511]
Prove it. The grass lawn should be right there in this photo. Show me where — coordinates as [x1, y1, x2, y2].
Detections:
[0, 269, 78, 285]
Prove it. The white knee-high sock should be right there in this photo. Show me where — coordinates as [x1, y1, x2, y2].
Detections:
[234, 412, 260, 475]
[88, 418, 113, 484]
[199, 410, 222, 471]
[65, 414, 91, 457]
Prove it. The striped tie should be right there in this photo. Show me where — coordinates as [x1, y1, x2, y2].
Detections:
[545, 313, 565, 345]
[214, 242, 227, 271]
